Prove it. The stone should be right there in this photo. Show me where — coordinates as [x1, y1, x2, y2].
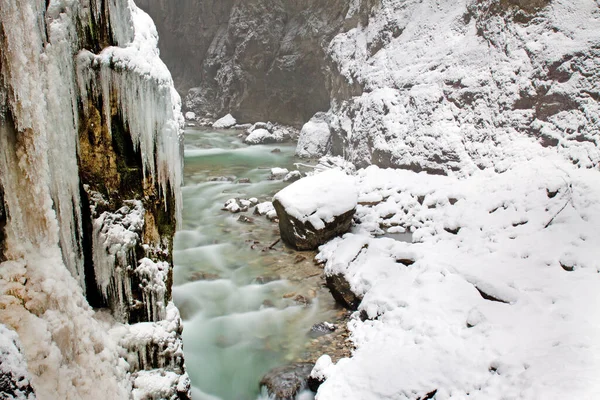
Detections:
[237, 215, 254, 224]
[309, 322, 336, 338]
[272, 170, 357, 250]
[326, 273, 362, 310]
[260, 362, 315, 400]
[212, 113, 237, 128]
[270, 167, 289, 180]
[283, 170, 302, 182]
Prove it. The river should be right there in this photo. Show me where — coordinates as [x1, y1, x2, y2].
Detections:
[172, 127, 337, 400]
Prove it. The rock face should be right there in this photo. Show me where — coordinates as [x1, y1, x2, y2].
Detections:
[272, 169, 357, 250]
[298, 0, 600, 173]
[136, 0, 353, 126]
[260, 362, 315, 400]
[0, 1, 189, 398]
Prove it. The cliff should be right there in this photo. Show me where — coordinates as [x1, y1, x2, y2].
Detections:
[0, 0, 189, 399]
[136, 0, 354, 126]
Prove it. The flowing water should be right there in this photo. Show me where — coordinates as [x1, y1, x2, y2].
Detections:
[173, 127, 335, 400]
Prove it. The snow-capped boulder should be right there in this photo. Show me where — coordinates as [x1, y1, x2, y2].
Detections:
[296, 112, 331, 158]
[212, 113, 236, 128]
[270, 168, 289, 180]
[184, 111, 196, 121]
[245, 128, 277, 144]
[283, 170, 302, 182]
[272, 169, 358, 250]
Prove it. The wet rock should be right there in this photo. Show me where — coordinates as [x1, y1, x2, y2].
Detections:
[283, 170, 302, 182]
[222, 198, 251, 213]
[326, 273, 362, 310]
[309, 322, 336, 338]
[260, 362, 315, 400]
[254, 275, 281, 284]
[190, 271, 220, 281]
[209, 176, 235, 182]
[237, 215, 255, 224]
[237, 178, 251, 184]
[294, 294, 311, 306]
[271, 148, 282, 153]
[273, 169, 357, 250]
[254, 202, 278, 221]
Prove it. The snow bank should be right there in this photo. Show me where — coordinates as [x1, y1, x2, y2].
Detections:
[273, 169, 357, 231]
[314, 154, 600, 399]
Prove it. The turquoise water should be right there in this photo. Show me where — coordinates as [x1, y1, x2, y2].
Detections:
[173, 128, 330, 400]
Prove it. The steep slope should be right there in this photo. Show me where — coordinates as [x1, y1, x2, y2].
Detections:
[298, 0, 599, 173]
[0, 0, 189, 399]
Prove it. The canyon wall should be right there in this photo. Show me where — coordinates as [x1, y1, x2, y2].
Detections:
[0, 0, 189, 399]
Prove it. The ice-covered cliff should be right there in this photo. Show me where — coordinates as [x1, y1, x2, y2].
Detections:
[0, 0, 189, 399]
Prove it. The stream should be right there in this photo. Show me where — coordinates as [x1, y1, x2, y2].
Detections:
[172, 127, 338, 400]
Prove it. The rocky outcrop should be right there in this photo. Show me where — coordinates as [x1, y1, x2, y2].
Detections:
[137, 0, 353, 126]
[0, 1, 189, 398]
[272, 169, 357, 250]
[299, 0, 600, 172]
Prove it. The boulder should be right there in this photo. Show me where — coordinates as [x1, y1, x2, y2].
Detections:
[296, 112, 332, 158]
[326, 273, 362, 310]
[260, 362, 314, 400]
[212, 113, 237, 128]
[272, 169, 357, 250]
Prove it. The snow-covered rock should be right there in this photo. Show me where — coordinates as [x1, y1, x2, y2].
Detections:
[273, 169, 358, 250]
[283, 170, 302, 182]
[296, 112, 332, 158]
[184, 111, 196, 120]
[212, 113, 237, 128]
[270, 167, 289, 180]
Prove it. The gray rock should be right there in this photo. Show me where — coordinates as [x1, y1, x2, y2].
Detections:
[272, 201, 355, 251]
[260, 362, 315, 400]
[326, 273, 362, 310]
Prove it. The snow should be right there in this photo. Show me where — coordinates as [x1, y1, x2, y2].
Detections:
[212, 113, 237, 128]
[0, 325, 35, 400]
[185, 111, 196, 120]
[273, 169, 358, 231]
[313, 155, 600, 399]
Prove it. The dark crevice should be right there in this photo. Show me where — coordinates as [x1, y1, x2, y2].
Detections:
[80, 182, 106, 308]
[419, 389, 438, 400]
[476, 287, 510, 304]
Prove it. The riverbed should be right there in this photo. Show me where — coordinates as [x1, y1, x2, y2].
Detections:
[172, 127, 342, 400]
